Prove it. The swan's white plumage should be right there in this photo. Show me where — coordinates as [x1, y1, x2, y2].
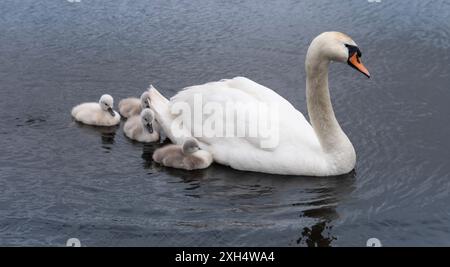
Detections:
[123, 109, 160, 143]
[71, 95, 120, 126]
[149, 78, 327, 176]
[149, 32, 363, 176]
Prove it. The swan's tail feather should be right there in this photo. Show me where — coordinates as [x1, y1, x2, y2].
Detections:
[148, 86, 170, 126]
[148, 86, 190, 144]
[148, 85, 169, 114]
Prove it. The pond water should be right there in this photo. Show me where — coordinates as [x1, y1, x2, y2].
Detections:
[0, 0, 450, 246]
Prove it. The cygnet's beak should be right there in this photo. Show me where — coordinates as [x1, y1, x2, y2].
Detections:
[107, 107, 115, 117]
[145, 123, 154, 134]
[348, 53, 370, 78]
[145, 98, 151, 108]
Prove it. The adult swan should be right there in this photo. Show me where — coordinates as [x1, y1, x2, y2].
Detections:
[149, 32, 370, 176]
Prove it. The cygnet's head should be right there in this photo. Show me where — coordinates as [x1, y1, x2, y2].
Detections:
[140, 91, 151, 109]
[140, 108, 155, 133]
[307, 31, 370, 78]
[99, 94, 115, 116]
[182, 138, 200, 155]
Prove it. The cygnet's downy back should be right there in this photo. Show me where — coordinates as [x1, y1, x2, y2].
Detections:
[118, 88, 152, 118]
[153, 138, 213, 170]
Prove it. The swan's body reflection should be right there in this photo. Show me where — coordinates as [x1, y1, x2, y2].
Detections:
[142, 149, 356, 246]
[73, 121, 118, 152]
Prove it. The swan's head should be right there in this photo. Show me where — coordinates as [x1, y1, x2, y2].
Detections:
[182, 138, 200, 155]
[99, 94, 115, 117]
[307, 31, 370, 78]
[140, 91, 151, 109]
[140, 108, 155, 133]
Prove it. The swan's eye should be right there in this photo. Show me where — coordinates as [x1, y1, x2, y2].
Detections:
[345, 44, 361, 59]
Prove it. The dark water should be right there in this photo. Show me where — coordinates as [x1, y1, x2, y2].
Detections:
[1, 0, 450, 246]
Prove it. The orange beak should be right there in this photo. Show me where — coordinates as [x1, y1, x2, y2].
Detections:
[348, 53, 370, 78]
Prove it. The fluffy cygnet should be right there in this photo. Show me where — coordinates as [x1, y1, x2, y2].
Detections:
[71, 94, 121, 126]
[118, 91, 151, 118]
[152, 138, 213, 170]
[123, 108, 160, 142]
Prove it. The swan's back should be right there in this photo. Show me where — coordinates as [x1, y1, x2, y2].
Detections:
[150, 77, 327, 175]
[170, 76, 319, 147]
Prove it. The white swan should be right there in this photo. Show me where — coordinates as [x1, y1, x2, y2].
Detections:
[149, 32, 370, 176]
[118, 89, 152, 118]
[153, 138, 213, 170]
[71, 94, 121, 126]
[123, 108, 160, 142]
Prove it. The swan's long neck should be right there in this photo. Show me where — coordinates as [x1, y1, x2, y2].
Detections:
[305, 47, 355, 162]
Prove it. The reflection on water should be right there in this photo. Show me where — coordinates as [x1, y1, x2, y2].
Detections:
[101, 132, 115, 146]
[73, 121, 118, 150]
[298, 221, 336, 247]
[143, 149, 356, 246]
[1, 0, 450, 246]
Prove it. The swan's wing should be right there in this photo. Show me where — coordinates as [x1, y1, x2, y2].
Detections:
[172, 76, 295, 108]
[169, 76, 319, 149]
[221, 76, 296, 107]
[149, 86, 194, 144]
[217, 77, 319, 148]
[170, 80, 265, 149]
